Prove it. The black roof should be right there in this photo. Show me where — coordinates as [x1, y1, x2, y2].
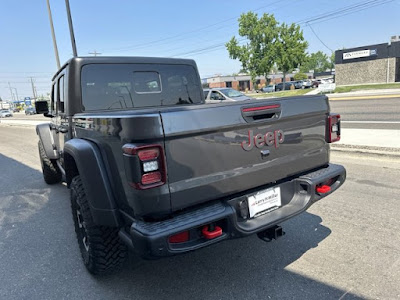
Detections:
[52, 56, 197, 80]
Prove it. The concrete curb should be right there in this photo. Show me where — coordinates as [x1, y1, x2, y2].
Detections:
[331, 144, 400, 158]
[328, 94, 400, 101]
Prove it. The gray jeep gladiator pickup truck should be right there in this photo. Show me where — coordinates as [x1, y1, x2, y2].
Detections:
[35, 56, 346, 275]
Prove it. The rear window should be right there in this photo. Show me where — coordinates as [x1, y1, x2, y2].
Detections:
[81, 64, 202, 111]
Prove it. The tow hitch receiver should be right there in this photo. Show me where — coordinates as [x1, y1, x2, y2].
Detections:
[202, 224, 222, 240]
[257, 225, 285, 242]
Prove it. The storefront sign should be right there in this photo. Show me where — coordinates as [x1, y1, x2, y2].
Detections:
[343, 49, 377, 60]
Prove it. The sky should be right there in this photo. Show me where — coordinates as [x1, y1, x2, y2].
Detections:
[1, 0, 399, 100]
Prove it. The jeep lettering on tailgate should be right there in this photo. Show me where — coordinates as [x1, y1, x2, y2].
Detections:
[241, 129, 285, 151]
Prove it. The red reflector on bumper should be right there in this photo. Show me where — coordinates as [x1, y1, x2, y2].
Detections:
[202, 225, 222, 240]
[169, 231, 189, 243]
[316, 185, 331, 194]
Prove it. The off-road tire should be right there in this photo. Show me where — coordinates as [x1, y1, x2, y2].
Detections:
[38, 140, 62, 184]
[70, 176, 127, 275]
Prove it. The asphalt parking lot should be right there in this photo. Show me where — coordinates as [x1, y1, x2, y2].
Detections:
[0, 125, 399, 299]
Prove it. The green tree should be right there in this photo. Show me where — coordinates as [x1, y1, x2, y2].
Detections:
[226, 12, 279, 85]
[330, 52, 335, 71]
[294, 73, 308, 81]
[300, 51, 330, 73]
[227, 12, 307, 87]
[275, 23, 308, 85]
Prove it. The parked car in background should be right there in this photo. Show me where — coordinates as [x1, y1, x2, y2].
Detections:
[321, 77, 334, 84]
[275, 82, 294, 91]
[25, 107, 36, 115]
[0, 109, 13, 118]
[204, 88, 254, 103]
[262, 85, 275, 93]
[312, 80, 322, 88]
[13, 107, 21, 112]
[302, 80, 313, 89]
[294, 81, 303, 89]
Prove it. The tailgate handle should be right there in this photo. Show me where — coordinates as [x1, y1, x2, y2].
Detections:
[241, 104, 281, 122]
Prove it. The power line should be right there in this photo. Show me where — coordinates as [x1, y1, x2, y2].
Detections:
[305, 0, 395, 25]
[0, 72, 53, 74]
[171, 39, 246, 57]
[303, 1, 388, 52]
[0, 76, 51, 79]
[172, 0, 393, 58]
[102, 0, 287, 53]
[295, 0, 381, 25]
[0, 81, 50, 84]
[306, 22, 333, 52]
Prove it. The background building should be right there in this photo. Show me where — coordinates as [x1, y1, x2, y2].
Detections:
[205, 72, 313, 91]
[335, 36, 400, 86]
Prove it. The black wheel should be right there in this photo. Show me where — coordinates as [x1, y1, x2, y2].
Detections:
[70, 176, 127, 275]
[38, 140, 62, 184]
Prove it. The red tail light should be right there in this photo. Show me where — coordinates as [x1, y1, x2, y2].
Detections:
[141, 171, 162, 185]
[122, 144, 166, 190]
[327, 113, 341, 143]
[138, 148, 160, 161]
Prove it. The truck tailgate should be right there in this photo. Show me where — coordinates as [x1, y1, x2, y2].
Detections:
[160, 95, 330, 211]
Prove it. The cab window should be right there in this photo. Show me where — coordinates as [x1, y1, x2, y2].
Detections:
[57, 76, 65, 113]
[50, 84, 55, 112]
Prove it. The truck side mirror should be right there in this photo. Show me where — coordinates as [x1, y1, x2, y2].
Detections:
[35, 101, 49, 115]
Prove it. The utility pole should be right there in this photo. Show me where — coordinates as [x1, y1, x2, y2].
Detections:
[7, 82, 14, 101]
[29, 77, 37, 100]
[13, 88, 19, 104]
[89, 50, 102, 56]
[46, 0, 61, 69]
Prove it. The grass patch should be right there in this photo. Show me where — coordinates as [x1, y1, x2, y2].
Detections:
[334, 83, 400, 93]
[250, 89, 310, 98]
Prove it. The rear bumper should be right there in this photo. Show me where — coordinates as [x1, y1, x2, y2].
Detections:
[120, 163, 346, 259]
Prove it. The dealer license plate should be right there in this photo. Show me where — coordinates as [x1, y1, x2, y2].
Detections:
[248, 187, 281, 218]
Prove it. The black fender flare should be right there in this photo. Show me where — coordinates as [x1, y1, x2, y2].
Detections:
[36, 123, 59, 159]
[64, 138, 121, 227]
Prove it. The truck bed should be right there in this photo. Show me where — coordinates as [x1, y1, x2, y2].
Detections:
[73, 95, 330, 217]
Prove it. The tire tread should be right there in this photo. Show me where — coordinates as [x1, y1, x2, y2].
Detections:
[70, 176, 126, 275]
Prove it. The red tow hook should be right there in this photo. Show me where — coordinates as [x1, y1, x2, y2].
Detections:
[202, 224, 222, 240]
[316, 185, 331, 194]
